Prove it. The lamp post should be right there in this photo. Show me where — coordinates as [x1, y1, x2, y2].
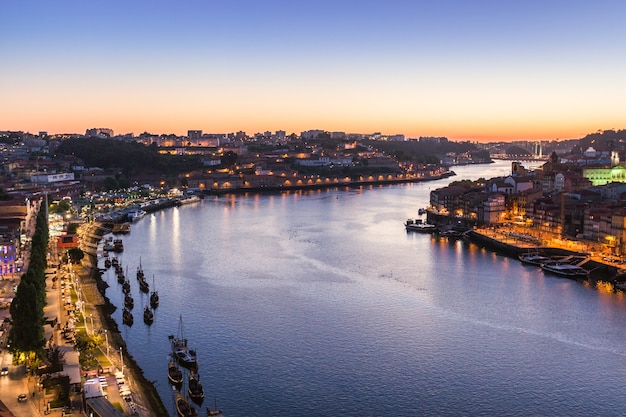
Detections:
[105, 330, 109, 358]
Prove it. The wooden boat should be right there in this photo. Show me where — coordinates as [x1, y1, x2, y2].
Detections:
[113, 238, 124, 252]
[104, 258, 112, 269]
[206, 406, 222, 417]
[143, 306, 154, 325]
[122, 280, 131, 294]
[170, 316, 198, 369]
[188, 371, 204, 402]
[111, 256, 119, 267]
[206, 405, 223, 416]
[176, 393, 199, 417]
[122, 307, 133, 326]
[124, 293, 134, 309]
[139, 277, 150, 293]
[168, 357, 183, 386]
[137, 258, 145, 281]
[150, 275, 159, 309]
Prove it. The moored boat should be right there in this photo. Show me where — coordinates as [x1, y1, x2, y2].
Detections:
[541, 262, 589, 279]
[176, 392, 199, 417]
[150, 275, 159, 309]
[170, 315, 198, 369]
[139, 277, 149, 293]
[405, 218, 437, 233]
[143, 306, 154, 325]
[188, 371, 204, 403]
[168, 357, 183, 386]
[518, 252, 552, 266]
[122, 307, 133, 326]
[124, 293, 134, 309]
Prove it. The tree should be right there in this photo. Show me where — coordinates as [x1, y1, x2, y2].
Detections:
[67, 248, 84, 264]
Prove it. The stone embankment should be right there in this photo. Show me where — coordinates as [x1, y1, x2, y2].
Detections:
[75, 222, 168, 416]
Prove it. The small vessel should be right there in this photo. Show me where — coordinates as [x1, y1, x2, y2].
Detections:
[137, 258, 145, 281]
[124, 293, 134, 309]
[111, 256, 119, 267]
[405, 218, 437, 233]
[113, 238, 124, 252]
[143, 306, 154, 325]
[188, 371, 204, 403]
[112, 223, 131, 234]
[206, 405, 223, 416]
[122, 307, 134, 326]
[518, 252, 552, 266]
[176, 392, 199, 417]
[104, 258, 112, 269]
[122, 280, 131, 294]
[168, 357, 183, 386]
[170, 316, 198, 369]
[541, 262, 589, 279]
[139, 277, 150, 293]
[177, 195, 201, 206]
[418, 207, 427, 215]
[127, 209, 146, 222]
[150, 275, 159, 309]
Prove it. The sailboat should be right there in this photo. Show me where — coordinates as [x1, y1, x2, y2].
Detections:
[137, 257, 145, 281]
[150, 274, 159, 308]
[175, 392, 199, 417]
[143, 306, 154, 325]
[188, 371, 204, 403]
[169, 315, 198, 369]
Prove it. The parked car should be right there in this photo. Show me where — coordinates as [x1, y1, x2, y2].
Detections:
[17, 393, 27, 402]
[1, 366, 8, 376]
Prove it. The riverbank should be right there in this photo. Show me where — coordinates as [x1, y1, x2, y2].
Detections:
[75, 222, 168, 416]
[467, 227, 626, 285]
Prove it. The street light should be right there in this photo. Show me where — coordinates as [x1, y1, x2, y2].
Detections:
[120, 347, 124, 374]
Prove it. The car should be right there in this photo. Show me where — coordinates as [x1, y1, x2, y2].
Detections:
[17, 394, 27, 402]
[1, 366, 8, 376]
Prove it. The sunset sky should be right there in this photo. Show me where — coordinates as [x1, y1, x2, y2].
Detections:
[2, 1, 625, 142]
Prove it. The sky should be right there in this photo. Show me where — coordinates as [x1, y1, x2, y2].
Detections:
[2, 1, 626, 142]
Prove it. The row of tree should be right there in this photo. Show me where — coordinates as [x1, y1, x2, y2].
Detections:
[9, 203, 48, 360]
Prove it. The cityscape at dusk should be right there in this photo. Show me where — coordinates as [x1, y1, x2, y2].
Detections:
[3, 1, 626, 141]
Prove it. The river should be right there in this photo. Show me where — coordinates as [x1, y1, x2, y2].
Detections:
[101, 160, 626, 416]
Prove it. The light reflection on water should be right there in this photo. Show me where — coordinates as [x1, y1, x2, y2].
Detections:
[103, 161, 626, 416]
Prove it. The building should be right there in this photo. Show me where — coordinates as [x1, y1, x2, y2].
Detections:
[85, 128, 114, 138]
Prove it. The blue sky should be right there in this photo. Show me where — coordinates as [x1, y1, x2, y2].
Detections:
[2, 0, 626, 141]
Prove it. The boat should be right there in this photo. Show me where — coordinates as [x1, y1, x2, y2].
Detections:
[418, 208, 427, 215]
[150, 275, 159, 309]
[176, 392, 199, 417]
[111, 256, 119, 267]
[143, 306, 154, 325]
[541, 262, 589, 279]
[518, 252, 552, 266]
[137, 259, 145, 281]
[127, 209, 146, 222]
[122, 280, 131, 294]
[104, 258, 112, 269]
[188, 371, 204, 402]
[177, 195, 201, 206]
[124, 293, 134, 309]
[139, 277, 150, 293]
[170, 316, 198, 369]
[405, 218, 437, 233]
[206, 405, 223, 417]
[122, 307, 133, 326]
[113, 238, 124, 252]
[168, 357, 183, 386]
[112, 222, 131, 234]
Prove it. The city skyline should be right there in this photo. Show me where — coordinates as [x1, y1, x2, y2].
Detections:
[2, 1, 625, 142]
